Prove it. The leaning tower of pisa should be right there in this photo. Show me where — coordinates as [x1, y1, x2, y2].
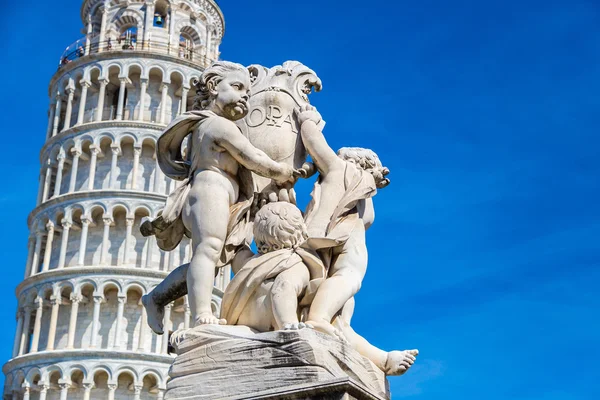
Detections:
[3, 1, 226, 399]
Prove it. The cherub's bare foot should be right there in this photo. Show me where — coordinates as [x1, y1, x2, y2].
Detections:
[142, 294, 164, 335]
[305, 320, 347, 342]
[283, 322, 311, 330]
[194, 312, 226, 326]
[384, 349, 419, 376]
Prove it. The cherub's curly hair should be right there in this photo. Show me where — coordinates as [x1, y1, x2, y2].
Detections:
[192, 61, 249, 110]
[254, 202, 308, 254]
[337, 147, 390, 189]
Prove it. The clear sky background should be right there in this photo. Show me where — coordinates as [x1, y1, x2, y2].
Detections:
[1, 0, 599, 398]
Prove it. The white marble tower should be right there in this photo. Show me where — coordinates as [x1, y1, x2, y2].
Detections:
[3, 1, 225, 399]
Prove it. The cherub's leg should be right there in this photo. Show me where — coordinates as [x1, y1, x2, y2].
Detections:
[270, 264, 310, 330]
[307, 226, 367, 334]
[185, 184, 232, 326]
[142, 263, 189, 334]
[334, 298, 418, 376]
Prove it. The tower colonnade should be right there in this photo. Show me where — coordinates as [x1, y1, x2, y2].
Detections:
[4, 0, 226, 399]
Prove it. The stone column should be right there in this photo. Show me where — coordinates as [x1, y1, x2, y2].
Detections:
[133, 386, 142, 400]
[41, 221, 55, 272]
[115, 78, 128, 120]
[30, 231, 44, 276]
[180, 87, 189, 114]
[161, 303, 172, 354]
[24, 236, 35, 278]
[184, 297, 191, 329]
[143, 1, 155, 49]
[45, 295, 60, 351]
[100, 216, 113, 265]
[109, 145, 121, 188]
[122, 217, 135, 266]
[215, 268, 223, 291]
[68, 148, 81, 193]
[77, 81, 91, 125]
[82, 383, 94, 400]
[168, 7, 175, 51]
[159, 83, 169, 124]
[131, 146, 142, 189]
[66, 293, 82, 349]
[153, 158, 162, 193]
[52, 93, 62, 136]
[46, 100, 56, 138]
[22, 385, 30, 400]
[96, 79, 108, 121]
[29, 297, 44, 353]
[138, 304, 147, 351]
[144, 236, 154, 269]
[205, 25, 213, 58]
[107, 384, 117, 400]
[157, 389, 164, 400]
[138, 79, 148, 121]
[113, 295, 126, 349]
[53, 153, 66, 198]
[85, 15, 92, 55]
[38, 384, 49, 400]
[162, 252, 170, 272]
[62, 87, 75, 131]
[77, 216, 91, 266]
[18, 306, 32, 356]
[42, 160, 53, 202]
[90, 294, 103, 348]
[58, 382, 70, 400]
[184, 241, 191, 263]
[99, 3, 109, 51]
[11, 309, 24, 357]
[36, 172, 45, 205]
[88, 145, 101, 190]
[57, 220, 71, 269]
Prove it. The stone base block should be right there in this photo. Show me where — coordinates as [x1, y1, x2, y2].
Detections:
[165, 325, 390, 400]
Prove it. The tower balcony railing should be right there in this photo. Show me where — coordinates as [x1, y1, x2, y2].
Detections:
[59, 37, 213, 69]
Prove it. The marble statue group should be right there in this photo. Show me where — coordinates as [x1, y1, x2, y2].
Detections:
[140, 60, 418, 398]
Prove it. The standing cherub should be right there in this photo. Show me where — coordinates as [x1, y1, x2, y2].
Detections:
[143, 61, 296, 326]
[293, 105, 390, 336]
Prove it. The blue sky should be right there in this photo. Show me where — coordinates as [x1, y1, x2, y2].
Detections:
[1, 0, 599, 398]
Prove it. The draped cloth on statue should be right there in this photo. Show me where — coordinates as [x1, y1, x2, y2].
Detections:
[221, 247, 326, 325]
[304, 162, 377, 262]
[148, 110, 255, 266]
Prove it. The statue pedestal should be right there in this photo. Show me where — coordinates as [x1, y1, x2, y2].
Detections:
[165, 325, 390, 400]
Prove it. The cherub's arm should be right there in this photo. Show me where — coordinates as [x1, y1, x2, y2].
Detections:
[295, 107, 344, 175]
[210, 118, 294, 183]
[299, 120, 344, 175]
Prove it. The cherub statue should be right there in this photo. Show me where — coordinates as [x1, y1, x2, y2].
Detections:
[220, 202, 325, 331]
[142, 199, 418, 375]
[293, 106, 390, 338]
[142, 61, 297, 327]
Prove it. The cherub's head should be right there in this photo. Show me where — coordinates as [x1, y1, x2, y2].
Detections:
[337, 147, 390, 189]
[194, 61, 251, 121]
[254, 202, 308, 254]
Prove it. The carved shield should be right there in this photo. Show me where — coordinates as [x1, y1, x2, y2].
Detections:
[236, 61, 323, 192]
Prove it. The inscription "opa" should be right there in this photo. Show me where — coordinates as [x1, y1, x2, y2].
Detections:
[246, 105, 297, 133]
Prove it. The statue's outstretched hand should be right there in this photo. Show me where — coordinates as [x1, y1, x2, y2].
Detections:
[294, 105, 322, 126]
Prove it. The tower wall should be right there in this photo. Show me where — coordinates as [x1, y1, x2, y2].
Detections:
[3, 1, 225, 399]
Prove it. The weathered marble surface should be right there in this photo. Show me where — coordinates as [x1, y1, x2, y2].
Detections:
[165, 325, 390, 400]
